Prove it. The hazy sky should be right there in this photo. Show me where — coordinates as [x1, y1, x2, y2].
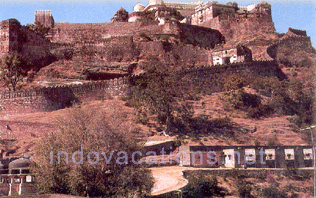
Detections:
[0, 0, 315, 46]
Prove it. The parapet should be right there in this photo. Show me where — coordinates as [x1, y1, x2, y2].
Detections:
[287, 27, 307, 37]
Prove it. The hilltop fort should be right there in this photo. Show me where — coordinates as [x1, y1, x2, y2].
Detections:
[0, 0, 313, 115]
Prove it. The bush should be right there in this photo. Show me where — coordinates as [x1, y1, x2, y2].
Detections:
[261, 186, 287, 198]
[235, 179, 253, 198]
[64, 49, 74, 60]
[33, 104, 154, 197]
[224, 75, 248, 91]
[224, 89, 261, 109]
[249, 76, 314, 126]
[184, 172, 225, 197]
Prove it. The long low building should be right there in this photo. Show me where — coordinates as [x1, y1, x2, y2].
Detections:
[178, 145, 314, 168]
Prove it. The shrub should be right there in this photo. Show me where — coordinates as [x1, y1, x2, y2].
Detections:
[184, 172, 225, 197]
[224, 89, 263, 118]
[261, 186, 287, 198]
[64, 49, 74, 60]
[235, 179, 253, 198]
[224, 75, 247, 91]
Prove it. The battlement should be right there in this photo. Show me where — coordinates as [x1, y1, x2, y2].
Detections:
[267, 34, 312, 59]
[287, 27, 307, 37]
[0, 77, 128, 100]
[165, 1, 198, 10]
[182, 59, 286, 93]
[0, 78, 129, 116]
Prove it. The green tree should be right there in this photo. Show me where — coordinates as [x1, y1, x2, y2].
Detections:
[261, 186, 287, 198]
[129, 56, 194, 135]
[235, 179, 253, 198]
[184, 172, 225, 197]
[0, 53, 27, 91]
[33, 104, 154, 197]
[26, 21, 51, 38]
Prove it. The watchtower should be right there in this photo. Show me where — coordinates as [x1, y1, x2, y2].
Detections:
[34, 10, 54, 28]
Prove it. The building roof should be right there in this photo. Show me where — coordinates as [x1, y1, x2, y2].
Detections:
[148, 0, 165, 6]
[9, 158, 31, 169]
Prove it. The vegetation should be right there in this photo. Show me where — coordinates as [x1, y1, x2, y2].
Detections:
[261, 186, 287, 198]
[222, 74, 314, 125]
[184, 172, 225, 197]
[26, 21, 51, 38]
[250, 77, 314, 126]
[33, 104, 154, 197]
[129, 55, 194, 135]
[223, 75, 272, 119]
[235, 179, 253, 198]
[0, 53, 28, 91]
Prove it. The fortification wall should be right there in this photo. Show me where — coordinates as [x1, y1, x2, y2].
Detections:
[199, 13, 275, 42]
[0, 78, 129, 116]
[267, 35, 313, 60]
[0, 20, 12, 55]
[185, 60, 286, 92]
[0, 19, 53, 67]
[51, 22, 164, 43]
[287, 27, 307, 37]
[20, 26, 53, 65]
[178, 23, 225, 49]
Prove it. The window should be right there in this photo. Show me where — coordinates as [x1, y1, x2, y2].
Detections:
[265, 149, 275, 160]
[245, 149, 256, 161]
[306, 153, 311, 160]
[304, 149, 313, 160]
[285, 149, 294, 160]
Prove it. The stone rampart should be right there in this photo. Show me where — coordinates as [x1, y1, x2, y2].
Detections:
[267, 35, 313, 60]
[0, 78, 129, 116]
[51, 22, 164, 43]
[0, 19, 53, 67]
[287, 27, 307, 37]
[199, 13, 275, 42]
[178, 23, 225, 49]
[184, 60, 286, 92]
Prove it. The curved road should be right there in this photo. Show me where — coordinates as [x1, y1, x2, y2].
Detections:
[150, 166, 188, 196]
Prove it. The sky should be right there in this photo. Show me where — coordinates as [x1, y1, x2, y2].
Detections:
[0, 0, 315, 46]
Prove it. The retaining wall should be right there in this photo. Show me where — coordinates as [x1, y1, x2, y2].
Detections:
[0, 78, 129, 116]
[184, 60, 286, 92]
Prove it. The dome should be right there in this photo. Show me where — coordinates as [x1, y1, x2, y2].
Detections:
[258, 0, 268, 5]
[134, 3, 145, 12]
[9, 158, 31, 169]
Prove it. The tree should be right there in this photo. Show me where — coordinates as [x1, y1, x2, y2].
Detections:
[129, 56, 194, 135]
[261, 186, 287, 198]
[184, 172, 225, 197]
[33, 103, 154, 197]
[26, 21, 51, 38]
[0, 53, 27, 91]
[235, 179, 253, 198]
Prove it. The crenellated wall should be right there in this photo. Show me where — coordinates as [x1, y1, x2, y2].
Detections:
[0, 19, 53, 66]
[184, 60, 286, 92]
[267, 34, 313, 60]
[51, 22, 163, 44]
[0, 78, 129, 116]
